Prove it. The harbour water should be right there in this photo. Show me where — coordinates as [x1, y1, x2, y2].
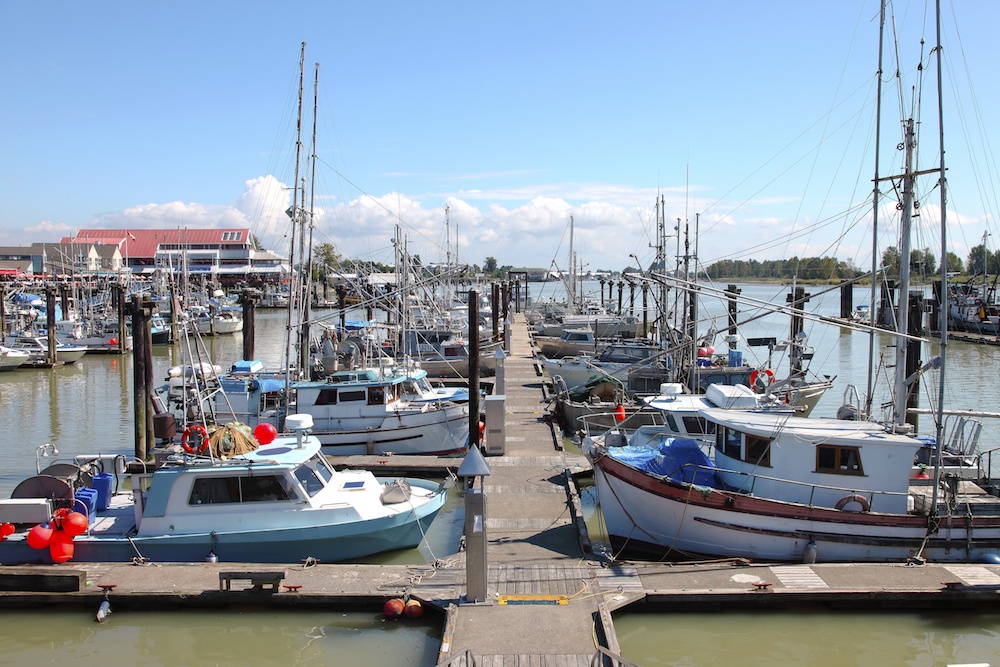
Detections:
[1, 284, 998, 665]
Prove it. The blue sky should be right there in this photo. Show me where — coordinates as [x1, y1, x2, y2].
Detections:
[2, 1, 998, 275]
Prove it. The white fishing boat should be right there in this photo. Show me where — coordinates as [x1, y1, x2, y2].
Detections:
[0, 345, 30, 371]
[585, 2, 1000, 564]
[4, 334, 88, 365]
[289, 361, 471, 456]
[0, 416, 449, 564]
[185, 357, 472, 457]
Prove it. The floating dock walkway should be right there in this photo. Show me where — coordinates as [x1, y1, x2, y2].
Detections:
[3, 314, 1000, 666]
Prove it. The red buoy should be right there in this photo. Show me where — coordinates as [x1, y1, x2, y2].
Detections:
[48, 530, 74, 563]
[254, 423, 277, 445]
[26, 523, 53, 550]
[404, 599, 424, 618]
[0, 522, 15, 538]
[383, 598, 405, 619]
[614, 403, 627, 423]
[62, 512, 89, 537]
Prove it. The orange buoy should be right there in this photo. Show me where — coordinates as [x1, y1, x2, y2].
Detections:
[383, 598, 405, 619]
[404, 599, 424, 618]
[109, 338, 118, 346]
[26, 523, 53, 550]
[614, 403, 627, 423]
[48, 530, 74, 563]
[62, 511, 89, 537]
[0, 522, 14, 538]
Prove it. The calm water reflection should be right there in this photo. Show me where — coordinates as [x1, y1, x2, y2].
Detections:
[0, 609, 441, 667]
[615, 609, 1000, 667]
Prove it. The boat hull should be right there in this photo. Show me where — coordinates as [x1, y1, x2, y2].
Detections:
[592, 452, 1000, 563]
[0, 479, 446, 565]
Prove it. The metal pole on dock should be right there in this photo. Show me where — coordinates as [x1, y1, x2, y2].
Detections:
[468, 290, 480, 448]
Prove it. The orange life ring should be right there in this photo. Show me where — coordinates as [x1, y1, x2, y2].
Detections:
[834, 494, 871, 512]
[748, 368, 775, 393]
[181, 424, 210, 454]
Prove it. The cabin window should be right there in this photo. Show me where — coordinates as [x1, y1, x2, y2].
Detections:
[816, 445, 865, 476]
[314, 388, 338, 406]
[338, 390, 366, 403]
[368, 387, 386, 405]
[190, 475, 292, 505]
[666, 413, 679, 433]
[717, 427, 742, 459]
[294, 465, 325, 497]
[308, 454, 334, 484]
[682, 416, 715, 435]
[745, 435, 771, 467]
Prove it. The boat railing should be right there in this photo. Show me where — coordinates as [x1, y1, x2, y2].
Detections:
[664, 460, 909, 513]
[577, 410, 667, 438]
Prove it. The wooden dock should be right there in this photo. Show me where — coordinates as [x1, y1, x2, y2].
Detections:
[4, 314, 1000, 666]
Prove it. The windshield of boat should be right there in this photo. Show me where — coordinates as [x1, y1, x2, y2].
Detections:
[293, 454, 335, 497]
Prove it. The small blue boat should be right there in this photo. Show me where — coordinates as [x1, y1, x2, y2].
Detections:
[0, 415, 448, 564]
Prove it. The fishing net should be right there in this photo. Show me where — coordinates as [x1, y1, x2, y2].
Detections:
[208, 422, 259, 459]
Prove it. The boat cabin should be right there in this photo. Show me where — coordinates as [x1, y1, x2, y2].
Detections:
[700, 409, 921, 514]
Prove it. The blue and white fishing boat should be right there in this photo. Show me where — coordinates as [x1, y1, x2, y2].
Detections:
[0, 415, 449, 564]
[181, 357, 471, 456]
[289, 360, 471, 456]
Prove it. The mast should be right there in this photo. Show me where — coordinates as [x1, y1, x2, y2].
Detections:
[284, 42, 306, 393]
[568, 215, 576, 311]
[930, 0, 948, 512]
[299, 61, 319, 375]
[865, 0, 886, 417]
[892, 117, 917, 427]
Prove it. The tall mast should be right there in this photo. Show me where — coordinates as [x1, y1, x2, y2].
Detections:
[299, 61, 319, 374]
[284, 42, 306, 390]
[568, 215, 576, 311]
[930, 0, 949, 510]
[892, 117, 917, 427]
[865, 0, 886, 417]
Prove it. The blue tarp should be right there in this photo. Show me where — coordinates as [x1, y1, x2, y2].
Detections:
[609, 437, 719, 488]
[252, 378, 286, 393]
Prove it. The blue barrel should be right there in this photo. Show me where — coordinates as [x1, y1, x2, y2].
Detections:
[728, 350, 743, 367]
[75, 488, 97, 523]
[93, 472, 113, 511]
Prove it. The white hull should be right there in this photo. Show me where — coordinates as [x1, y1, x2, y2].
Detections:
[592, 452, 1000, 563]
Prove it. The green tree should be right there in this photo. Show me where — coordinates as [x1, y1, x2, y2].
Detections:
[483, 257, 498, 276]
[945, 251, 964, 274]
[881, 246, 901, 276]
[967, 244, 989, 275]
[910, 248, 936, 275]
[313, 243, 341, 282]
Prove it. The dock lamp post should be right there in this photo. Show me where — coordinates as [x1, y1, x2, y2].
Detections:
[457, 446, 492, 604]
[503, 316, 512, 353]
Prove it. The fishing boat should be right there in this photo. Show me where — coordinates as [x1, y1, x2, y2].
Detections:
[289, 360, 471, 456]
[0, 415, 449, 564]
[180, 356, 472, 457]
[585, 2, 1000, 564]
[534, 327, 604, 358]
[4, 334, 88, 365]
[189, 305, 244, 335]
[0, 345, 30, 371]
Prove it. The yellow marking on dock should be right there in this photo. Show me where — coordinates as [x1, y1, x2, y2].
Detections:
[498, 594, 569, 605]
